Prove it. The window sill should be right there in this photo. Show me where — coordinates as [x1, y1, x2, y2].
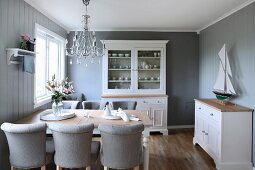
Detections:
[34, 97, 51, 108]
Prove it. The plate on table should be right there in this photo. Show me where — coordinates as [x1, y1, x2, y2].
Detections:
[40, 110, 75, 121]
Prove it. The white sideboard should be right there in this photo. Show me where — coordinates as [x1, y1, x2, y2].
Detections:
[102, 94, 168, 135]
[193, 99, 253, 170]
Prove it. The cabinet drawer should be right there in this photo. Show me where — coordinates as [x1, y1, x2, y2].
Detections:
[206, 107, 220, 122]
[195, 102, 220, 122]
[138, 98, 166, 105]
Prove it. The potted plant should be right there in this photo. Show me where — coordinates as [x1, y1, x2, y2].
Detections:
[20, 33, 36, 51]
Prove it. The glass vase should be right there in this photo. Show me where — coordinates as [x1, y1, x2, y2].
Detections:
[52, 101, 63, 116]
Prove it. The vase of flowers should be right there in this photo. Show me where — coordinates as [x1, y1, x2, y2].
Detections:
[46, 75, 74, 116]
[20, 33, 36, 51]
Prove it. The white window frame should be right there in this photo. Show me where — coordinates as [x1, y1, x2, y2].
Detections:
[34, 23, 66, 108]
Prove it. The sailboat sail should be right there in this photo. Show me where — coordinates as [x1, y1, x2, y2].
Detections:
[226, 74, 236, 94]
[213, 43, 236, 97]
[226, 53, 232, 77]
[213, 64, 225, 91]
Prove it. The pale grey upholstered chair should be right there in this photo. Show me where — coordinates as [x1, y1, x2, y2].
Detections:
[82, 101, 106, 110]
[98, 124, 144, 170]
[62, 100, 79, 109]
[112, 101, 137, 110]
[63, 92, 85, 109]
[0, 122, 54, 170]
[48, 123, 100, 170]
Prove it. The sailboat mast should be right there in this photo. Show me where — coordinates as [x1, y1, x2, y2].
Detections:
[224, 48, 227, 93]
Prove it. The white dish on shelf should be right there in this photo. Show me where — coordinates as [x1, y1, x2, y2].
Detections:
[40, 110, 75, 121]
[125, 53, 130, 57]
[112, 53, 117, 57]
[118, 53, 124, 57]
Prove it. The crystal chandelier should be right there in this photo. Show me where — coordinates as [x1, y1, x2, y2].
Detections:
[66, 0, 105, 65]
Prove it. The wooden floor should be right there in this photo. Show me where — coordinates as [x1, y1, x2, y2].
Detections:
[46, 128, 216, 170]
[148, 128, 216, 170]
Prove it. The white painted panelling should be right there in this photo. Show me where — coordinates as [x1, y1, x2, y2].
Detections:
[0, 0, 67, 168]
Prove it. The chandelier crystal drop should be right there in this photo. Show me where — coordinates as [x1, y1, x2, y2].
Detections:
[65, 0, 106, 65]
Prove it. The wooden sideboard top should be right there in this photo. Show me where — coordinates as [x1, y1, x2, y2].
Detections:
[102, 94, 168, 98]
[195, 99, 254, 112]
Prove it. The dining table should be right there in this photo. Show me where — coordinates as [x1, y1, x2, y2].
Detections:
[16, 109, 153, 170]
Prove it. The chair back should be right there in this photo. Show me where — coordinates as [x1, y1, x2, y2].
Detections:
[82, 101, 105, 110]
[1, 122, 47, 169]
[48, 123, 94, 168]
[98, 124, 144, 169]
[112, 101, 137, 110]
[62, 100, 79, 109]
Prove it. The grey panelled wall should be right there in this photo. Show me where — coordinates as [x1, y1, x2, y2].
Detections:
[199, 2, 255, 164]
[67, 31, 199, 126]
[0, 0, 67, 168]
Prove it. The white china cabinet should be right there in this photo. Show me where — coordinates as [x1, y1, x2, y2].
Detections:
[102, 40, 169, 135]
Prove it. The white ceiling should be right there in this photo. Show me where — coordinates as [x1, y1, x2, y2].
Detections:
[25, 0, 254, 32]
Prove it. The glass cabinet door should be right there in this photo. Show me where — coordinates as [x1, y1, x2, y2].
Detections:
[107, 50, 132, 90]
[136, 48, 163, 91]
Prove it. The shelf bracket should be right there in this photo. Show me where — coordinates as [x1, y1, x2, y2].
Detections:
[6, 48, 36, 65]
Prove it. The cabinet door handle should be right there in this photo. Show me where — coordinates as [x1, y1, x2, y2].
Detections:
[204, 132, 208, 135]
[202, 130, 205, 133]
[210, 113, 214, 116]
[143, 101, 148, 103]
[198, 107, 201, 110]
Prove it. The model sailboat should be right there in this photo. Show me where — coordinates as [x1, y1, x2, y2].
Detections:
[213, 44, 236, 101]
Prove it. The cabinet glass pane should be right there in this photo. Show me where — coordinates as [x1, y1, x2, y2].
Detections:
[137, 50, 161, 89]
[108, 50, 131, 89]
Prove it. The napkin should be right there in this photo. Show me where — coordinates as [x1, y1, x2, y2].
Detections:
[116, 110, 130, 122]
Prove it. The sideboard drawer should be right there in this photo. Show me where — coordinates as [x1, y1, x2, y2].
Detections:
[206, 107, 220, 122]
[195, 102, 220, 122]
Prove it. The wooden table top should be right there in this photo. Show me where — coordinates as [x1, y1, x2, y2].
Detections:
[16, 109, 153, 127]
[195, 99, 254, 112]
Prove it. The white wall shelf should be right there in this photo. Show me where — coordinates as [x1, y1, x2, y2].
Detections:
[6, 48, 36, 65]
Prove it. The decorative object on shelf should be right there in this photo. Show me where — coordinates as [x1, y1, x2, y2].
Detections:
[213, 44, 236, 103]
[66, 0, 106, 66]
[46, 75, 75, 116]
[20, 33, 36, 52]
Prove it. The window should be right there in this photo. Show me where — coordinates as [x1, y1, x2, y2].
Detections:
[34, 24, 65, 108]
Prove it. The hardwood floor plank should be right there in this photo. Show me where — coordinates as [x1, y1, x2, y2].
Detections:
[148, 129, 216, 170]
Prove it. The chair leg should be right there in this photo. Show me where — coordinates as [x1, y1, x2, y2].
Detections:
[41, 165, 46, 170]
[86, 166, 91, 170]
[56, 166, 62, 170]
[104, 166, 109, 170]
[134, 165, 139, 170]
[11, 166, 16, 170]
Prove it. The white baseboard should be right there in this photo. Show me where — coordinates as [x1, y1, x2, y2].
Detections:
[253, 167, 255, 170]
[168, 125, 194, 129]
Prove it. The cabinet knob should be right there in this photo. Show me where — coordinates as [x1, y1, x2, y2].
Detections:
[202, 130, 205, 133]
[210, 113, 214, 116]
[198, 107, 201, 110]
[204, 132, 208, 136]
